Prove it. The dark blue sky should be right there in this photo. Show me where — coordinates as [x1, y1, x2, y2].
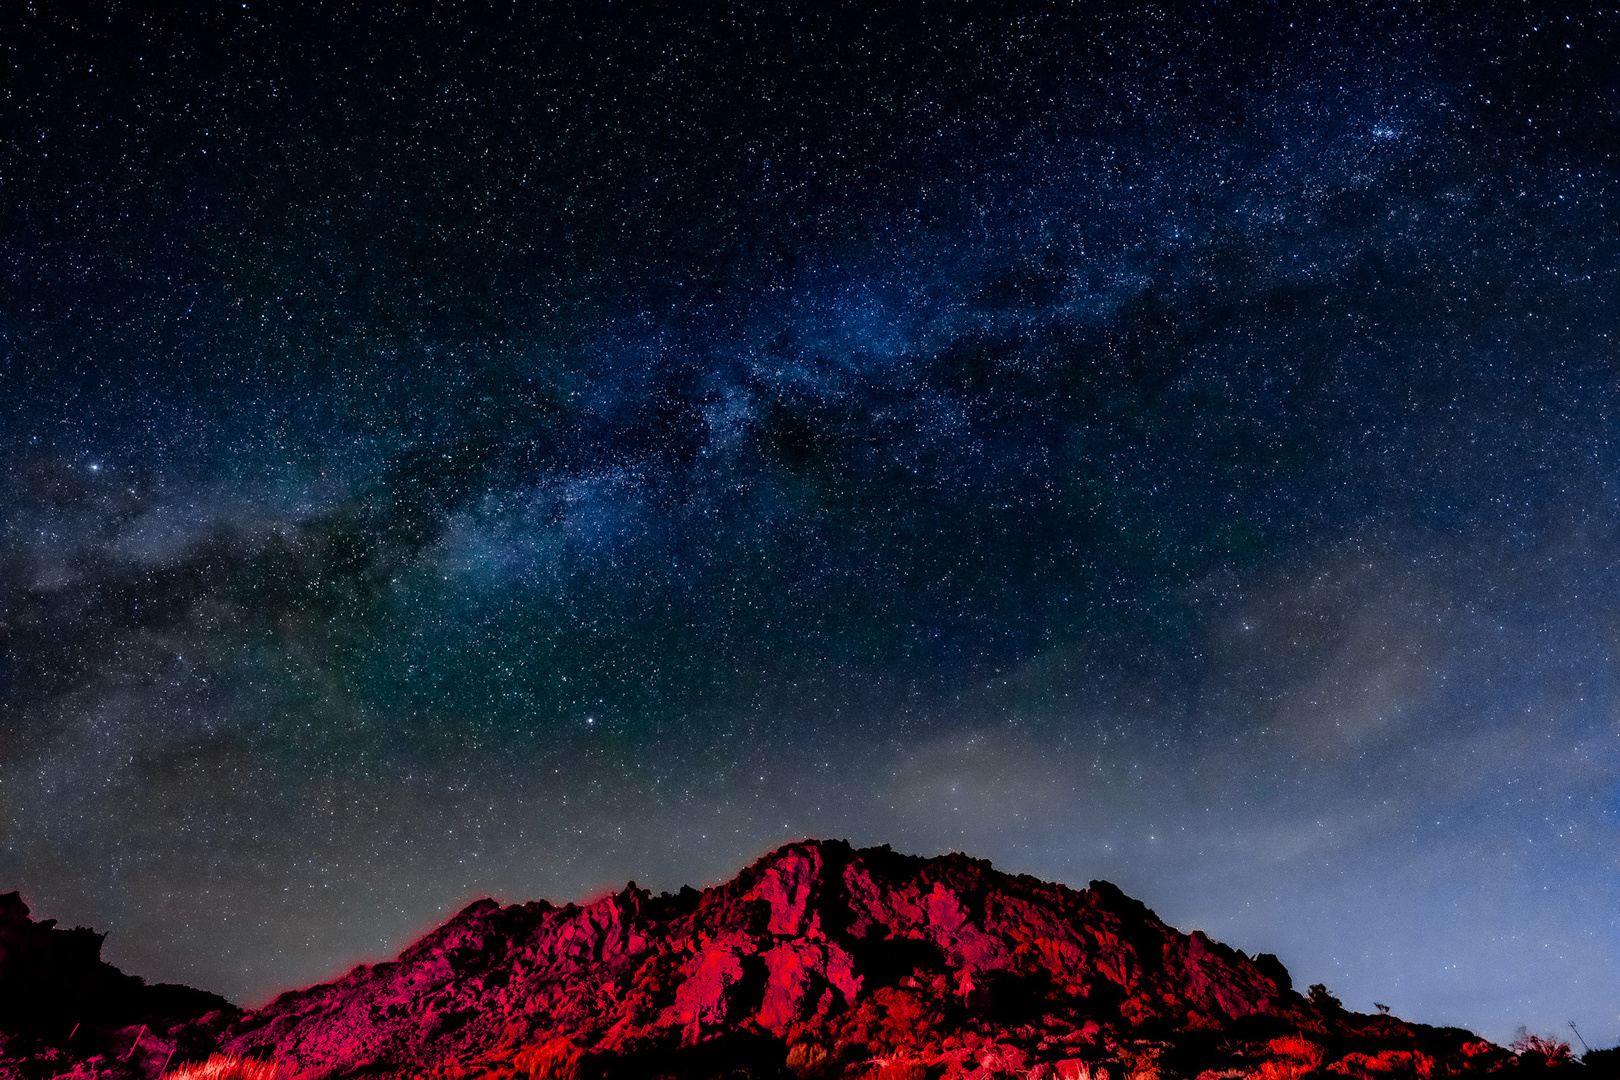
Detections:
[2, 0, 1616, 1046]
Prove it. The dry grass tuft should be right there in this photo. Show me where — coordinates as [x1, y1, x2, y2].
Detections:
[1267, 1035, 1326, 1067]
[511, 1037, 584, 1080]
[166, 1055, 281, 1080]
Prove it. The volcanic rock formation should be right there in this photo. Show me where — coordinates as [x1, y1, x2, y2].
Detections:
[0, 841, 1565, 1080]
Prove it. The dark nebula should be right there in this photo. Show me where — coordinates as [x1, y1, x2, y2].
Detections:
[1, 0, 1615, 1047]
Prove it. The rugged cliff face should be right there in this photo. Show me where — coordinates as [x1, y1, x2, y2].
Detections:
[0, 841, 1546, 1080]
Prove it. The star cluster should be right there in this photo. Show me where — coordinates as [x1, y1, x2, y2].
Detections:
[2, 1, 1617, 1045]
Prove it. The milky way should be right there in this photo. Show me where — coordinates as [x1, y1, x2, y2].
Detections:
[2, 1, 1617, 1047]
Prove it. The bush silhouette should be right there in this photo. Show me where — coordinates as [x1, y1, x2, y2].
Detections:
[1510, 1031, 1572, 1068]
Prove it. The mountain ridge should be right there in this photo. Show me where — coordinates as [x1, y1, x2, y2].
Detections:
[0, 840, 1562, 1080]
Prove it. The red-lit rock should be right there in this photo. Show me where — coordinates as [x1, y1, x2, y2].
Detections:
[0, 841, 1550, 1080]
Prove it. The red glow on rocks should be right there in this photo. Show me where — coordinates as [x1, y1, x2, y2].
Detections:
[0, 842, 1560, 1079]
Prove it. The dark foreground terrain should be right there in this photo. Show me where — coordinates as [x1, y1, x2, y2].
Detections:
[0, 841, 1606, 1080]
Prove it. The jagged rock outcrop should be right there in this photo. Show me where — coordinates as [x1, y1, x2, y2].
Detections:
[207, 840, 1520, 1079]
[1, 841, 1555, 1080]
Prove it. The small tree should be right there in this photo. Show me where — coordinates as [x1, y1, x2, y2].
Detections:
[1307, 984, 1342, 1009]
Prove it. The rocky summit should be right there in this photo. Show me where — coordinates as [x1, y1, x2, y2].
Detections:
[0, 840, 1572, 1080]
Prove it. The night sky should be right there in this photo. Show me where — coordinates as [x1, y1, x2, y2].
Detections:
[2, 0, 1617, 1048]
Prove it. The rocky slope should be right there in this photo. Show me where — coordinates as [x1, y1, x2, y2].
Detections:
[0, 841, 1567, 1080]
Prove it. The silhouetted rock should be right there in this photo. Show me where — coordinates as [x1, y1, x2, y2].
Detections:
[1, 842, 1554, 1080]
[0, 891, 236, 1080]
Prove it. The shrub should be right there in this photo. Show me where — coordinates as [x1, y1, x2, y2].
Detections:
[1267, 1035, 1325, 1068]
[1510, 1031, 1572, 1067]
[1328, 1049, 1436, 1079]
[1307, 985, 1342, 1009]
